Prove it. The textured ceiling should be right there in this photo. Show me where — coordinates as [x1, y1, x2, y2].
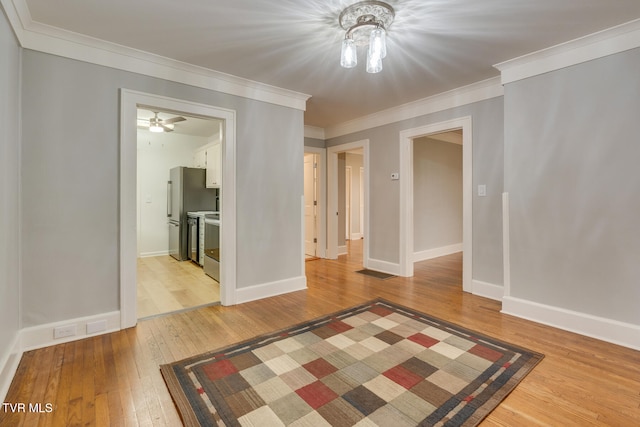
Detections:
[24, 0, 640, 128]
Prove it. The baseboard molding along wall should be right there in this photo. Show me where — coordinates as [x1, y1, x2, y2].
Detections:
[235, 276, 307, 305]
[502, 296, 640, 351]
[0, 335, 22, 402]
[20, 311, 122, 352]
[471, 280, 504, 301]
[138, 250, 170, 258]
[413, 243, 462, 263]
[337, 245, 348, 256]
[367, 258, 402, 276]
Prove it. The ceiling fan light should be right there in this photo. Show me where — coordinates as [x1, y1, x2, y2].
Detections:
[149, 124, 163, 133]
[341, 38, 357, 68]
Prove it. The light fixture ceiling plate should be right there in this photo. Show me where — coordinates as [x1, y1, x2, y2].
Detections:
[339, 1, 395, 31]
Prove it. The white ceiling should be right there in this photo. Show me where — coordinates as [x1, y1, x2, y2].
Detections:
[23, 0, 640, 128]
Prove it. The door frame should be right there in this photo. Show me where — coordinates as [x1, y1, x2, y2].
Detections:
[120, 89, 237, 328]
[399, 117, 472, 292]
[327, 139, 369, 261]
[303, 147, 326, 259]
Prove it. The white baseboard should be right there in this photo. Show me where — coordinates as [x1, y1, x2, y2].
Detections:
[413, 243, 462, 262]
[350, 233, 363, 240]
[0, 334, 22, 402]
[366, 258, 402, 276]
[472, 280, 504, 301]
[138, 250, 169, 258]
[20, 311, 122, 352]
[337, 245, 348, 256]
[502, 296, 640, 351]
[235, 276, 307, 305]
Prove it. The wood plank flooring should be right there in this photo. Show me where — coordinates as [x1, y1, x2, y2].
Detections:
[137, 256, 220, 319]
[2, 240, 639, 426]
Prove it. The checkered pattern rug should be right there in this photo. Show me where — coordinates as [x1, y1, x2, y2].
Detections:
[161, 299, 543, 426]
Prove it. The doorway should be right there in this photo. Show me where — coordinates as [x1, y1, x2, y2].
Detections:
[135, 107, 222, 319]
[327, 140, 369, 266]
[304, 153, 318, 259]
[120, 90, 237, 328]
[399, 117, 473, 292]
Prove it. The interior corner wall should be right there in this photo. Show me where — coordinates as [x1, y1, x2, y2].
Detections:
[326, 97, 504, 285]
[20, 49, 304, 328]
[504, 47, 640, 325]
[0, 4, 22, 395]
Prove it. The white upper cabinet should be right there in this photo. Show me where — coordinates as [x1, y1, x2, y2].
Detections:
[205, 141, 222, 188]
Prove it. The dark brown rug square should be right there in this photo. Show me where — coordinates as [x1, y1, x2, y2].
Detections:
[161, 299, 543, 426]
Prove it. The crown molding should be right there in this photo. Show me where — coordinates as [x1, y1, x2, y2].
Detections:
[1, 0, 310, 111]
[324, 76, 503, 139]
[304, 126, 325, 140]
[495, 18, 640, 85]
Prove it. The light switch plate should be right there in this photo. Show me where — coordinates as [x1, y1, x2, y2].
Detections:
[478, 185, 487, 197]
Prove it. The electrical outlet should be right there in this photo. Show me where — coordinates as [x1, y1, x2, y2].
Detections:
[54, 324, 77, 339]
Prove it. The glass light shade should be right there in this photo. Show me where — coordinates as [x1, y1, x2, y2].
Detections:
[366, 48, 383, 73]
[340, 38, 357, 68]
[369, 27, 386, 59]
[149, 124, 163, 133]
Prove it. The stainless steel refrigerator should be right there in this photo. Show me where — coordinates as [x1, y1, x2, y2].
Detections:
[167, 167, 216, 261]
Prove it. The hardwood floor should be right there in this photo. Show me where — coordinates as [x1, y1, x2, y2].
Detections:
[2, 240, 639, 426]
[137, 256, 220, 319]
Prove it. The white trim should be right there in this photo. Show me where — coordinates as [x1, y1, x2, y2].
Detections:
[304, 126, 326, 140]
[120, 90, 237, 328]
[327, 140, 370, 263]
[350, 233, 363, 240]
[20, 311, 121, 352]
[337, 245, 348, 256]
[325, 77, 502, 139]
[0, 335, 22, 402]
[413, 243, 462, 263]
[399, 117, 473, 294]
[138, 250, 170, 258]
[2, 0, 309, 111]
[502, 296, 640, 351]
[495, 19, 640, 85]
[472, 280, 504, 302]
[235, 276, 307, 305]
[502, 192, 511, 297]
[366, 259, 402, 277]
[304, 147, 327, 259]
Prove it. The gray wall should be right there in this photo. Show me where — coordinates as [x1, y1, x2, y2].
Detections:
[304, 137, 325, 149]
[20, 50, 304, 327]
[326, 97, 505, 285]
[0, 7, 21, 365]
[504, 48, 640, 325]
[413, 137, 463, 252]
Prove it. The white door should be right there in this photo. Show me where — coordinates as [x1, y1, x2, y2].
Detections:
[304, 154, 317, 257]
[345, 166, 351, 240]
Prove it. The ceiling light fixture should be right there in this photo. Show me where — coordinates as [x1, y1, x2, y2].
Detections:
[149, 112, 164, 133]
[339, 1, 394, 73]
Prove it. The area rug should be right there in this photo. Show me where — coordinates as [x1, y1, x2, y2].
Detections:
[356, 269, 397, 280]
[161, 299, 543, 426]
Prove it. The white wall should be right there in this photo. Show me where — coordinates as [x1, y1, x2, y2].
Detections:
[0, 5, 22, 399]
[413, 137, 462, 254]
[136, 129, 210, 257]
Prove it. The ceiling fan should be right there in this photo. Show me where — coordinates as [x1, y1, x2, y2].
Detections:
[147, 111, 186, 133]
